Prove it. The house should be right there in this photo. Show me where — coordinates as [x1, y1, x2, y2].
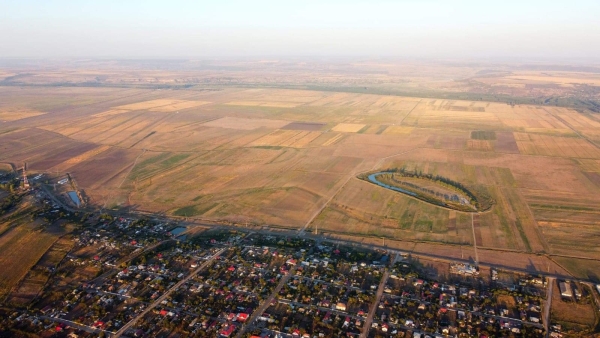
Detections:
[381, 323, 389, 332]
[335, 302, 347, 311]
[237, 313, 249, 322]
[220, 325, 235, 337]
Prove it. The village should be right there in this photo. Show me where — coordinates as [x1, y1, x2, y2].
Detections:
[0, 177, 594, 338]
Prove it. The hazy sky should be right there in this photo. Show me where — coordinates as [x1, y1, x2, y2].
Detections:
[1, 0, 599, 60]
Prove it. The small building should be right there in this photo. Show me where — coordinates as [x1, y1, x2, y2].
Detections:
[220, 325, 235, 337]
[559, 282, 573, 298]
[237, 313, 249, 322]
[335, 302, 347, 311]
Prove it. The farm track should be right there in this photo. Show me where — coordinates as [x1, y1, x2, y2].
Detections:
[470, 213, 479, 265]
[543, 107, 600, 150]
[301, 147, 425, 234]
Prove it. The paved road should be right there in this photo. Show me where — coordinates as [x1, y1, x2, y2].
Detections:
[360, 269, 389, 338]
[235, 266, 296, 338]
[113, 247, 226, 338]
[544, 277, 554, 338]
[41, 316, 115, 335]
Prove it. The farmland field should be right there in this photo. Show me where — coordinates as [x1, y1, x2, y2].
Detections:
[0, 221, 66, 300]
[1, 84, 600, 277]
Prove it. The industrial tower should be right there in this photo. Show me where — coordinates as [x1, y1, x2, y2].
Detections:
[22, 162, 30, 189]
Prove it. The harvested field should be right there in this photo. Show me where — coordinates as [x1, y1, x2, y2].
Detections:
[54, 145, 111, 170]
[515, 132, 600, 158]
[381, 126, 413, 135]
[281, 121, 326, 131]
[92, 109, 131, 118]
[28, 142, 98, 171]
[226, 101, 298, 108]
[331, 123, 367, 133]
[467, 139, 493, 151]
[70, 149, 140, 189]
[322, 133, 344, 146]
[203, 116, 289, 130]
[7, 236, 74, 305]
[113, 99, 208, 112]
[249, 130, 322, 148]
[0, 109, 45, 121]
[148, 100, 209, 112]
[0, 225, 64, 299]
[2, 86, 600, 271]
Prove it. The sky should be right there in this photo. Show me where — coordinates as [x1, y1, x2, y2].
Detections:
[1, 0, 599, 60]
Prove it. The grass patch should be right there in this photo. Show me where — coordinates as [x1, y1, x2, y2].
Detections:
[173, 203, 218, 217]
[471, 130, 496, 140]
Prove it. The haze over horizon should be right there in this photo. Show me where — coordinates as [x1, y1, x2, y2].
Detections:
[1, 0, 599, 61]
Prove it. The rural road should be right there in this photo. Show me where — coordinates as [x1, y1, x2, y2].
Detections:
[471, 213, 479, 265]
[235, 266, 296, 338]
[299, 147, 421, 234]
[360, 269, 389, 338]
[544, 277, 554, 338]
[113, 247, 226, 338]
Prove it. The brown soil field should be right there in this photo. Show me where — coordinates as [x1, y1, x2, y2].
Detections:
[281, 121, 326, 131]
[203, 116, 289, 130]
[495, 132, 520, 153]
[28, 142, 98, 171]
[583, 171, 600, 187]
